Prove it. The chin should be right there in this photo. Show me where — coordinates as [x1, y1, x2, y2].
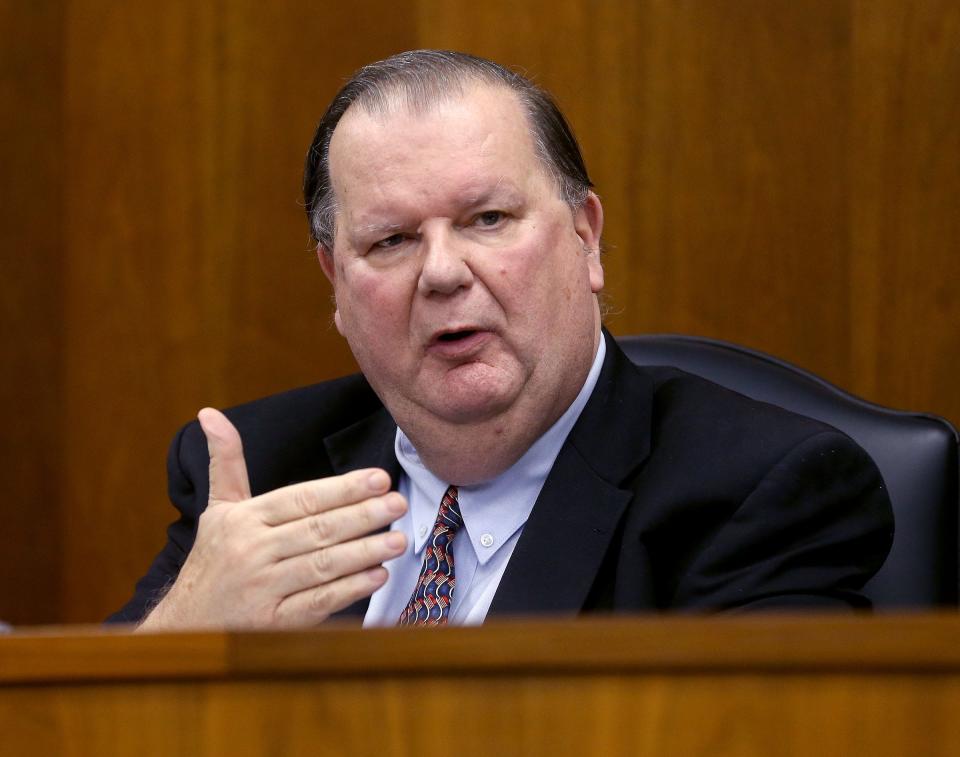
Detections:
[436, 363, 521, 411]
[432, 396, 512, 425]
[425, 379, 518, 424]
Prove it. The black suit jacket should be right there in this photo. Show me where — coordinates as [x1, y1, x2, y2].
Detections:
[109, 337, 893, 623]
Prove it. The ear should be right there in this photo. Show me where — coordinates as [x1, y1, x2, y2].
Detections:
[316, 245, 345, 336]
[316, 244, 336, 283]
[574, 192, 605, 293]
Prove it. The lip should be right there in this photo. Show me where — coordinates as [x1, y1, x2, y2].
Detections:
[426, 327, 493, 360]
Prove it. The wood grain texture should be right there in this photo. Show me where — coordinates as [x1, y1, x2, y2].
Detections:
[5, 674, 958, 757]
[0, 1, 957, 625]
[6, 614, 960, 683]
[4, 617, 960, 756]
[0, 0, 64, 624]
[849, 0, 960, 417]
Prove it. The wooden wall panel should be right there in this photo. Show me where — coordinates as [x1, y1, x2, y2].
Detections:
[849, 0, 960, 419]
[1, 1, 957, 624]
[60, 1, 417, 622]
[0, 1, 64, 624]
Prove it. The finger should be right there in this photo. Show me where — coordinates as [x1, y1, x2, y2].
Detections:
[198, 407, 252, 503]
[254, 467, 392, 526]
[274, 566, 391, 627]
[266, 491, 407, 560]
[270, 530, 407, 598]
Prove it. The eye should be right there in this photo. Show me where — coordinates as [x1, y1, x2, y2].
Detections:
[475, 210, 505, 227]
[373, 233, 405, 250]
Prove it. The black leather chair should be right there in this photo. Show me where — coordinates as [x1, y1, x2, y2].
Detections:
[617, 333, 960, 609]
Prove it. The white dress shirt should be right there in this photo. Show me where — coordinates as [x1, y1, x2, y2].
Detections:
[363, 335, 607, 627]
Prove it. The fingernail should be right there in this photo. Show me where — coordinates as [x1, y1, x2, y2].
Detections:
[385, 531, 406, 550]
[366, 567, 388, 586]
[384, 493, 406, 515]
[367, 470, 390, 491]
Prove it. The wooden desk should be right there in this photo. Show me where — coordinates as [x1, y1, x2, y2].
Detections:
[2, 614, 959, 755]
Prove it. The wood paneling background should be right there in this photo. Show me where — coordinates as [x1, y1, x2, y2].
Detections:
[2, 1, 958, 625]
[1, 1, 64, 623]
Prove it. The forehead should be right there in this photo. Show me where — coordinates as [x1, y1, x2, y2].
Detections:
[327, 84, 553, 213]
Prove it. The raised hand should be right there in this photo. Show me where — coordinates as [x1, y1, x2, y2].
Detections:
[136, 408, 407, 630]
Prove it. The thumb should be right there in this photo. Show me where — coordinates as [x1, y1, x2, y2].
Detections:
[197, 407, 252, 504]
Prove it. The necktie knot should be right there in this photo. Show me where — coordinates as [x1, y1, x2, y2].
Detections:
[398, 485, 462, 626]
[435, 485, 463, 533]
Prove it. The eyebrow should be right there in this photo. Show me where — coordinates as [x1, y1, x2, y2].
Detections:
[460, 179, 524, 208]
[347, 180, 527, 238]
[355, 220, 405, 237]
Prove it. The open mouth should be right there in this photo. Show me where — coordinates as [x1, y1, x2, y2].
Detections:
[437, 329, 477, 343]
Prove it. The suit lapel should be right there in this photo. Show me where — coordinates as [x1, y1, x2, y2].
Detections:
[488, 335, 655, 617]
[324, 406, 401, 484]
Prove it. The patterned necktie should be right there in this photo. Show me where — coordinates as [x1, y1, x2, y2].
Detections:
[398, 485, 463, 626]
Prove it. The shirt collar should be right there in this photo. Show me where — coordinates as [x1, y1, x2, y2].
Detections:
[395, 335, 607, 565]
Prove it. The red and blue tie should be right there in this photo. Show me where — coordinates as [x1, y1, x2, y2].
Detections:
[398, 485, 463, 625]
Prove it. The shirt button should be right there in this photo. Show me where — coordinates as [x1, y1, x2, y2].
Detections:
[419, 525, 428, 537]
[480, 533, 495, 548]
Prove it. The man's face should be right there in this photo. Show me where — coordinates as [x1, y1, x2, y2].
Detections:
[319, 83, 604, 450]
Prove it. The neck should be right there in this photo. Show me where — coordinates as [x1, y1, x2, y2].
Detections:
[406, 411, 550, 485]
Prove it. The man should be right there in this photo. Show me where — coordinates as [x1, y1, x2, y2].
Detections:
[112, 50, 892, 629]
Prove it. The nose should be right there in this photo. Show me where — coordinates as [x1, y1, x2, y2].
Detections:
[417, 226, 474, 296]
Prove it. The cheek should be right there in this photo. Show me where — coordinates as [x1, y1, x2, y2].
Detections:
[335, 266, 420, 374]
[526, 241, 593, 318]
[487, 251, 562, 330]
[511, 225, 581, 292]
[338, 267, 402, 327]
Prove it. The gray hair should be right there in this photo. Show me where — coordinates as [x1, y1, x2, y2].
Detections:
[303, 50, 594, 251]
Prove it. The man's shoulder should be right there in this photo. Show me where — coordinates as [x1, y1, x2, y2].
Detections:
[579, 336, 860, 484]
[603, 334, 844, 442]
[169, 373, 389, 498]
[637, 362, 863, 475]
[219, 372, 384, 432]
[645, 363, 833, 432]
